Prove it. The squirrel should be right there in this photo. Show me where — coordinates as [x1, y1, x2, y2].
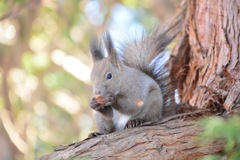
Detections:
[88, 29, 174, 137]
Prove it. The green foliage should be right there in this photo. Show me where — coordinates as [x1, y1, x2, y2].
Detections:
[22, 51, 50, 74]
[201, 155, 223, 160]
[199, 115, 240, 160]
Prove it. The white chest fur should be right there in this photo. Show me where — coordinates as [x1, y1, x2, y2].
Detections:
[112, 108, 131, 131]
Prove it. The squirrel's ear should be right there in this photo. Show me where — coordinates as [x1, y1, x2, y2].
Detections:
[90, 36, 105, 62]
[103, 32, 121, 69]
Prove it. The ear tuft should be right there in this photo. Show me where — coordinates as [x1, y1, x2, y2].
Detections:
[103, 32, 121, 68]
[90, 36, 105, 62]
[103, 31, 114, 54]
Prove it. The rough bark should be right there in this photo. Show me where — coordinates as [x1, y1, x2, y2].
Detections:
[39, 116, 223, 160]
[171, 0, 240, 111]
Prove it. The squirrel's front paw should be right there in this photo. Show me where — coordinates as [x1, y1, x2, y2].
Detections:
[101, 93, 116, 106]
[90, 97, 106, 111]
[125, 119, 143, 129]
[90, 93, 115, 111]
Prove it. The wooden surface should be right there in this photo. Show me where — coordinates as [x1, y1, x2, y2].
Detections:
[171, 0, 240, 110]
[39, 117, 223, 160]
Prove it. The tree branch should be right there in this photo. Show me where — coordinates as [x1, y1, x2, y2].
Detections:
[0, 0, 41, 21]
[39, 115, 223, 160]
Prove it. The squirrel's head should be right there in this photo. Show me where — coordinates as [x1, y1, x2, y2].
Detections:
[90, 32, 123, 96]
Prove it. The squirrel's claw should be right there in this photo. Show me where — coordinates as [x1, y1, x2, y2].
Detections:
[125, 119, 143, 129]
[90, 97, 104, 111]
[87, 132, 103, 139]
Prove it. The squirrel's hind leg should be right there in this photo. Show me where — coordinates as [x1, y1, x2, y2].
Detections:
[96, 112, 115, 133]
[125, 87, 163, 129]
[87, 112, 115, 139]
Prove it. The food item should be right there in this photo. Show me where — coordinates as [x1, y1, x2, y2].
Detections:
[135, 99, 144, 107]
[96, 96, 105, 105]
[96, 96, 102, 100]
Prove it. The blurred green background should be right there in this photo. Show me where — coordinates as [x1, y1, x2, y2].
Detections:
[0, 0, 179, 159]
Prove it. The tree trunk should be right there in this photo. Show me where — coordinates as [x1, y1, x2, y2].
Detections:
[171, 0, 240, 110]
[39, 0, 240, 159]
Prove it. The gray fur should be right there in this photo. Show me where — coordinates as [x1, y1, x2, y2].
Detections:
[89, 29, 173, 134]
[90, 37, 105, 62]
[103, 32, 121, 69]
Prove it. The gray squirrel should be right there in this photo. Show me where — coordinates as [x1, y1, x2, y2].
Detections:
[89, 29, 173, 137]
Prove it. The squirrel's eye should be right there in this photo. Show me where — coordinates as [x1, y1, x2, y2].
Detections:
[106, 72, 112, 80]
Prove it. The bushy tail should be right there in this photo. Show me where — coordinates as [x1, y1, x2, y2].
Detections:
[121, 28, 175, 113]
[121, 29, 172, 70]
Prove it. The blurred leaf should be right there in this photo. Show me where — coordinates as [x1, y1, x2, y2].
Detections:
[225, 139, 235, 153]
[32, 52, 50, 71]
[22, 51, 35, 74]
[199, 116, 240, 160]
[200, 155, 223, 160]
[230, 151, 240, 160]
[200, 117, 225, 139]
[0, 2, 8, 15]
[21, 51, 50, 74]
